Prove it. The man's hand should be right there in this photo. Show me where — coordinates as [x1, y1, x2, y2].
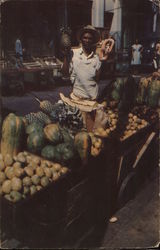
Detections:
[99, 38, 115, 61]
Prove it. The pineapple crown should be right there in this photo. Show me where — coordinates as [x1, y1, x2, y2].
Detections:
[60, 26, 72, 36]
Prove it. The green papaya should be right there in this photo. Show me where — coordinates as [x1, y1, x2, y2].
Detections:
[27, 131, 46, 154]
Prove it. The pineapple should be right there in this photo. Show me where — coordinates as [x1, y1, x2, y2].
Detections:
[35, 98, 55, 114]
[60, 27, 72, 50]
[35, 111, 51, 125]
[24, 113, 41, 125]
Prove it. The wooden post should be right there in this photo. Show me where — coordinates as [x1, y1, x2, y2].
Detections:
[132, 132, 156, 169]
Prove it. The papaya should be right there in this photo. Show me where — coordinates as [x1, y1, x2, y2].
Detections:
[74, 131, 91, 164]
[1, 113, 25, 157]
[60, 128, 74, 144]
[27, 131, 46, 154]
[44, 124, 63, 144]
[55, 143, 75, 163]
[41, 145, 57, 161]
[25, 122, 43, 135]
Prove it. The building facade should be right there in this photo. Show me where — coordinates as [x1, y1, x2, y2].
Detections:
[91, 0, 160, 50]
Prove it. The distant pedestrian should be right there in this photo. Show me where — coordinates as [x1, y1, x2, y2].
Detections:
[15, 34, 25, 68]
[131, 39, 143, 74]
[154, 40, 160, 69]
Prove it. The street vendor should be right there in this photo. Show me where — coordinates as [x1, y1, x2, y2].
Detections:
[61, 25, 114, 101]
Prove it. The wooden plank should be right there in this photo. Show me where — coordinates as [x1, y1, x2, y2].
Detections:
[117, 156, 124, 184]
[132, 132, 156, 169]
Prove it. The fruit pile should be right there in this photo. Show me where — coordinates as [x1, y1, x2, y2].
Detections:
[120, 113, 148, 141]
[93, 108, 119, 137]
[25, 98, 84, 133]
[93, 108, 148, 140]
[89, 132, 104, 157]
[0, 151, 69, 203]
[132, 105, 159, 124]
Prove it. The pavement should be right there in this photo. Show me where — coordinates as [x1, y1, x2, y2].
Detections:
[77, 168, 159, 249]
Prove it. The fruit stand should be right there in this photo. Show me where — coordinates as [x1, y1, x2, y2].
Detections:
[1, 56, 62, 95]
[0, 75, 159, 247]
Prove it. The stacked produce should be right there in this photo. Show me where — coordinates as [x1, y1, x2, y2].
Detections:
[92, 108, 148, 140]
[93, 108, 119, 137]
[132, 105, 159, 124]
[136, 76, 160, 108]
[120, 113, 148, 141]
[0, 151, 69, 203]
[34, 98, 84, 132]
[89, 132, 104, 157]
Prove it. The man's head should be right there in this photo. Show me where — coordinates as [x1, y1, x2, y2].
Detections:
[77, 25, 100, 50]
[81, 32, 95, 50]
[135, 39, 139, 44]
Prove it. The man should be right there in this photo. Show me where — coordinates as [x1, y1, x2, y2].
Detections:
[62, 25, 114, 101]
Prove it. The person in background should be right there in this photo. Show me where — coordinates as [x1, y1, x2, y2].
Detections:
[131, 39, 143, 74]
[155, 40, 160, 69]
[15, 34, 24, 67]
[61, 25, 114, 101]
[48, 38, 55, 56]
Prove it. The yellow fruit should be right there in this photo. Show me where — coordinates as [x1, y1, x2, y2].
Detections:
[11, 177, 22, 191]
[13, 162, 22, 169]
[5, 167, 15, 179]
[41, 176, 49, 187]
[60, 167, 68, 175]
[52, 172, 60, 181]
[26, 155, 32, 163]
[94, 141, 101, 149]
[23, 176, 32, 186]
[29, 162, 37, 171]
[105, 128, 110, 134]
[128, 113, 133, 118]
[97, 127, 104, 133]
[23, 186, 30, 195]
[43, 160, 52, 168]
[0, 160, 5, 171]
[36, 167, 44, 177]
[31, 156, 41, 166]
[93, 147, 100, 157]
[37, 185, 42, 191]
[128, 118, 133, 123]
[0, 154, 3, 160]
[30, 185, 37, 195]
[43, 168, 52, 178]
[110, 114, 116, 119]
[52, 163, 61, 172]
[31, 175, 41, 185]
[25, 166, 34, 177]
[17, 154, 26, 164]
[10, 191, 22, 202]
[108, 110, 113, 115]
[111, 119, 117, 126]
[14, 167, 24, 178]
[4, 154, 13, 166]
[2, 180, 12, 194]
[0, 172, 6, 184]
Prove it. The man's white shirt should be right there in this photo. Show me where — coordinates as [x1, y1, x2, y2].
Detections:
[69, 47, 101, 100]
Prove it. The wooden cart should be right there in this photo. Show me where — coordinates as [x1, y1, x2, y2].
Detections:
[0, 119, 158, 248]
